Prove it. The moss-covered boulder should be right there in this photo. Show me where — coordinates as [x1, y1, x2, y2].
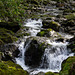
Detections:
[24, 37, 47, 68]
[42, 20, 60, 32]
[45, 72, 54, 75]
[60, 56, 75, 75]
[0, 28, 18, 44]
[0, 61, 29, 75]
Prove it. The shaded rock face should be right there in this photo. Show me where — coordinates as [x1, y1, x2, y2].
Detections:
[67, 36, 75, 52]
[0, 22, 20, 32]
[24, 39, 45, 68]
[61, 19, 75, 35]
[0, 44, 20, 61]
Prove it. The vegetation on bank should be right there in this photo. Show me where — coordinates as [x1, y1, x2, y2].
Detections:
[0, 0, 73, 23]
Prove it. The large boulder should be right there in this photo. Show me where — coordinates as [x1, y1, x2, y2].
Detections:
[24, 37, 47, 68]
[0, 61, 29, 75]
[45, 72, 59, 75]
[42, 20, 60, 32]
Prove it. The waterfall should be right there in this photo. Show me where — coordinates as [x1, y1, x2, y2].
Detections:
[40, 40, 74, 72]
[15, 19, 74, 75]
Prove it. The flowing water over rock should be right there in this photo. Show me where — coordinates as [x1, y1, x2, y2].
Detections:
[15, 19, 74, 75]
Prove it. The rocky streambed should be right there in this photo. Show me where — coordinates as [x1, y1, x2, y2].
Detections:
[0, 0, 75, 75]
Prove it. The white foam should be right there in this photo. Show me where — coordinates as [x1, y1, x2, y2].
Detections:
[24, 19, 42, 36]
[24, 19, 42, 29]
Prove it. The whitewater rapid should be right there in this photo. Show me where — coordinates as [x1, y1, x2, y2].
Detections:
[15, 19, 74, 75]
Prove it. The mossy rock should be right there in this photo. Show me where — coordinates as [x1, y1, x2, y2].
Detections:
[45, 72, 59, 75]
[45, 72, 54, 75]
[60, 56, 75, 75]
[37, 28, 52, 37]
[0, 28, 18, 43]
[67, 36, 75, 52]
[42, 20, 60, 31]
[0, 61, 29, 75]
[65, 13, 75, 20]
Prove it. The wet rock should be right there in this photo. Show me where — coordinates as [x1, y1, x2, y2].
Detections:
[61, 19, 75, 35]
[42, 20, 60, 32]
[67, 36, 75, 52]
[56, 38, 64, 42]
[24, 37, 47, 68]
[37, 28, 61, 38]
[37, 29, 52, 37]
[0, 44, 20, 61]
[35, 72, 44, 75]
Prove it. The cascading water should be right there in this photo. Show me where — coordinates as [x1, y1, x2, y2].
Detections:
[40, 41, 74, 72]
[24, 19, 42, 36]
[15, 19, 74, 75]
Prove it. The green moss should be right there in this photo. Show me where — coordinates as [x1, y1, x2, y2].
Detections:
[45, 72, 54, 75]
[65, 13, 75, 20]
[0, 61, 29, 75]
[42, 21, 60, 31]
[0, 28, 18, 43]
[45, 72, 59, 75]
[60, 56, 75, 75]
[37, 28, 52, 37]
[38, 31, 45, 36]
[3, 61, 22, 69]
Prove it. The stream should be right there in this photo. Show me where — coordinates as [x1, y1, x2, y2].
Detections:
[15, 19, 74, 75]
